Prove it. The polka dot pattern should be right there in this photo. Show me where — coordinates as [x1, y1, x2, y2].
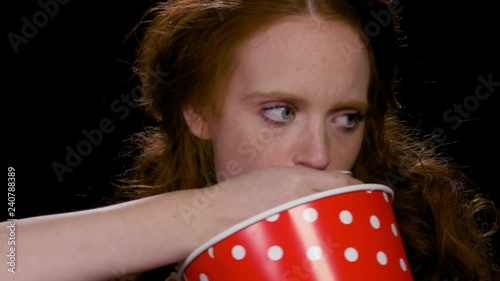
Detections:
[306, 246, 323, 261]
[182, 188, 413, 281]
[267, 246, 283, 261]
[400, 258, 407, 272]
[377, 251, 388, 265]
[303, 208, 318, 222]
[266, 214, 279, 222]
[199, 273, 208, 281]
[344, 247, 358, 262]
[391, 223, 398, 237]
[339, 210, 353, 224]
[370, 215, 380, 229]
[383, 192, 390, 202]
[231, 245, 245, 260]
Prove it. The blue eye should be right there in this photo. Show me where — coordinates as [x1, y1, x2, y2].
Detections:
[262, 105, 295, 125]
[333, 113, 364, 130]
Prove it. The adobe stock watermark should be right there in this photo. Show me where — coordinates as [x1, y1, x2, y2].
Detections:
[177, 125, 287, 223]
[51, 64, 169, 182]
[383, 73, 499, 191]
[7, 0, 71, 54]
[430, 73, 498, 145]
[280, 235, 341, 281]
[341, 0, 405, 63]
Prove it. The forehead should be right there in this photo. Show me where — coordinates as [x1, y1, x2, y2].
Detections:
[246, 16, 364, 58]
[223, 16, 370, 103]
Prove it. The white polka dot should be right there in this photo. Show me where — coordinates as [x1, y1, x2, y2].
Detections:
[306, 246, 323, 261]
[370, 215, 380, 229]
[400, 258, 407, 272]
[383, 192, 390, 202]
[266, 214, 280, 222]
[303, 208, 318, 222]
[339, 210, 353, 224]
[377, 251, 388, 265]
[391, 223, 398, 237]
[366, 190, 373, 193]
[267, 246, 284, 261]
[344, 247, 358, 262]
[208, 247, 214, 258]
[199, 273, 209, 281]
[231, 245, 246, 260]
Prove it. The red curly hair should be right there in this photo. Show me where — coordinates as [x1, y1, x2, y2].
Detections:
[113, 1, 500, 280]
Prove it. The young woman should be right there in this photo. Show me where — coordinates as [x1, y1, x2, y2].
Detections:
[2, 1, 499, 281]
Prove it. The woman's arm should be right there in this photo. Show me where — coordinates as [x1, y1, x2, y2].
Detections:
[0, 166, 360, 281]
[1, 189, 201, 281]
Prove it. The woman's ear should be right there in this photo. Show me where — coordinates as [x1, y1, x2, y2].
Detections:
[182, 107, 212, 140]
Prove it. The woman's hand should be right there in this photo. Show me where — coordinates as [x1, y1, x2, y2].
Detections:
[185, 166, 363, 252]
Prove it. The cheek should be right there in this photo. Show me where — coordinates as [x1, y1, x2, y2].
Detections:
[211, 117, 265, 178]
[214, 126, 289, 176]
[212, 134, 245, 178]
[232, 130, 282, 169]
[342, 129, 365, 165]
[327, 127, 365, 168]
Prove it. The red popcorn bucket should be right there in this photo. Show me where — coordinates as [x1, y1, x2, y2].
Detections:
[178, 183, 413, 281]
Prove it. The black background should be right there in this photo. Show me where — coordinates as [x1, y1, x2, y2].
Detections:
[4, 0, 499, 228]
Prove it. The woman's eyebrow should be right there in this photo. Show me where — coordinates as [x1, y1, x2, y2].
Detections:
[243, 90, 369, 112]
[243, 90, 304, 102]
[330, 101, 369, 113]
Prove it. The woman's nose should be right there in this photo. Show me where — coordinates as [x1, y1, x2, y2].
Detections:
[292, 125, 331, 170]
